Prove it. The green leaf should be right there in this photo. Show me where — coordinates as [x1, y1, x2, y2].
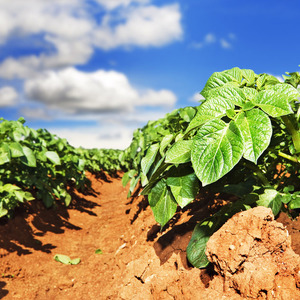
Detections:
[64, 193, 72, 207]
[54, 254, 80, 265]
[201, 67, 242, 98]
[256, 189, 282, 216]
[0, 144, 11, 165]
[191, 119, 244, 186]
[242, 69, 255, 86]
[122, 170, 136, 187]
[288, 195, 300, 209]
[21, 146, 36, 167]
[9, 142, 24, 158]
[235, 109, 272, 163]
[254, 84, 298, 117]
[159, 134, 174, 156]
[141, 143, 159, 176]
[185, 97, 234, 133]
[0, 205, 8, 218]
[148, 179, 177, 228]
[242, 87, 258, 101]
[221, 177, 256, 197]
[70, 258, 81, 265]
[54, 254, 71, 264]
[165, 140, 193, 164]
[187, 197, 253, 268]
[206, 84, 246, 106]
[180, 107, 196, 122]
[45, 151, 61, 165]
[95, 249, 103, 254]
[256, 74, 268, 90]
[186, 220, 216, 268]
[41, 192, 54, 208]
[166, 167, 199, 208]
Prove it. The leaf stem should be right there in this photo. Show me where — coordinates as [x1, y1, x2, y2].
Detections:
[278, 151, 299, 163]
[243, 160, 271, 187]
[282, 115, 300, 154]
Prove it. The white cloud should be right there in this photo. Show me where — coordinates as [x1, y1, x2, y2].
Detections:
[95, 0, 149, 10]
[0, 1, 183, 79]
[49, 126, 134, 149]
[204, 33, 216, 44]
[191, 32, 235, 50]
[93, 4, 182, 50]
[24, 67, 176, 114]
[0, 86, 18, 106]
[220, 38, 231, 49]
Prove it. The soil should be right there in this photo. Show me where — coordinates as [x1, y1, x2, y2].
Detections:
[1, 172, 300, 299]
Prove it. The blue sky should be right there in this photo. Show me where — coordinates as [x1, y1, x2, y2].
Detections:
[0, 0, 299, 149]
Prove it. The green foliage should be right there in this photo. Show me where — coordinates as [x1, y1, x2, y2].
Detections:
[0, 118, 128, 218]
[124, 66, 300, 268]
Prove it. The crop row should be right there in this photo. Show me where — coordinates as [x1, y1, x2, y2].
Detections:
[123, 67, 300, 267]
[0, 117, 131, 218]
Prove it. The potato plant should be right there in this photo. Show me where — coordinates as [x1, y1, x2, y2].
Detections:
[124, 67, 300, 268]
[0, 118, 128, 218]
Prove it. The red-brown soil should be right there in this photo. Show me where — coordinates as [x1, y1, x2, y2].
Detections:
[1, 173, 300, 299]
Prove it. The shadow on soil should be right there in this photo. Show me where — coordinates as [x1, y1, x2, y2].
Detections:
[128, 190, 234, 270]
[0, 281, 8, 299]
[0, 182, 101, 257]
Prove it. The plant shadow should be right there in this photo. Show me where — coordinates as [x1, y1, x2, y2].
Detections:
[0, 179, 101, 257]
[150, 191, 235, 269]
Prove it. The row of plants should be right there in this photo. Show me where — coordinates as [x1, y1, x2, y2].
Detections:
[123, 67, 300, 268]
[0, 117, 127, 218]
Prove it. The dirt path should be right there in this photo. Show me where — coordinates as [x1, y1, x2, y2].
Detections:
[1, 173, 300, 299]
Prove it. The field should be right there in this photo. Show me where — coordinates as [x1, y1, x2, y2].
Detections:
[1, 67, 300, 299]
[1, 172, 300, 299]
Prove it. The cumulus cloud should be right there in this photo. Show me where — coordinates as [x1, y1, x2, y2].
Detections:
[93, 4, 182, 50]
[0, 86, 18, 106]
[24, 67, 176, 114]
[0, 1, 183, 79]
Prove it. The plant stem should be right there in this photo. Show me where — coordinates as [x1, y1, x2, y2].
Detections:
[282, 115, 300, 154]
[243, 161, 271, 187]
[278, 151, 299, 163]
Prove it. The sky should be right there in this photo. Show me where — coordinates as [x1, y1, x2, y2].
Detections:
[0, 0, 299, 149]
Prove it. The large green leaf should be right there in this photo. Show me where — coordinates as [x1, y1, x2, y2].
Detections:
[191, 119, 244, 186]
[201, 67, 242, 98]
[254, 84, 298, 117]
[141, 143, 159, 176]
[165, 140, 193, 164]
[185, 97, 234, 133]
[166, 167, 199, 208]
[235, 109, 272, 163]
[205, 84, 246, 106]
[148, 178, 177, 228]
